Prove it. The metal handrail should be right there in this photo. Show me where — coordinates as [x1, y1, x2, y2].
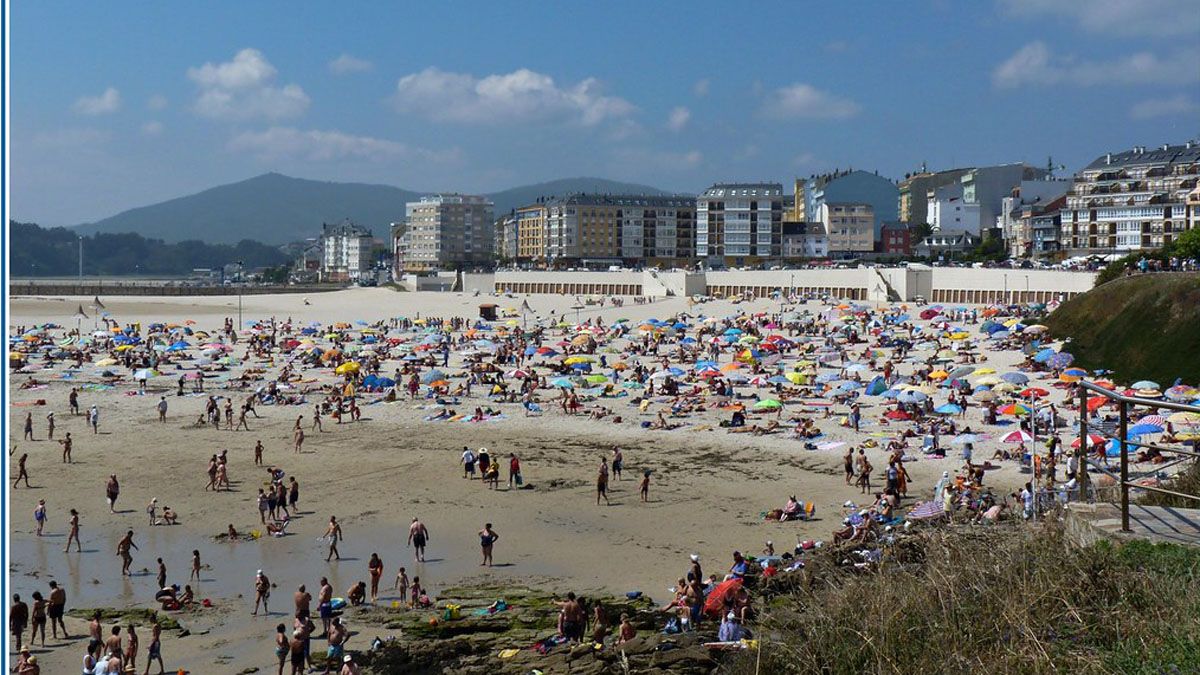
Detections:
[1076, 380, 1200, 532]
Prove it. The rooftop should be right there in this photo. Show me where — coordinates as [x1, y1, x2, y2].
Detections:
[1083, 143, 1200, 171]
[551, 193, 695, 208]
[701, 183, 783, 198]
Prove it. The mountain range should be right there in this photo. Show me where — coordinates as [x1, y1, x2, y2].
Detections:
[73, 173, 677, 245]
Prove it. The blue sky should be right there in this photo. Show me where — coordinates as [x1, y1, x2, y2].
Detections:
[11, 0, 1200, 226]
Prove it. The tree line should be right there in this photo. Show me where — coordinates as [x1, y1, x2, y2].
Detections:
[9, 221, 290, 276]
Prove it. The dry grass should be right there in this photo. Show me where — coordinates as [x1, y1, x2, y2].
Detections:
[726, 523, 1200, 675]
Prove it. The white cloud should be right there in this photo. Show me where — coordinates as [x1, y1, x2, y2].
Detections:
[141, 121, 164, 136]
[1130, 95, 1200, 120]
[392, 67, 634, 126]
[147, 95, 168, 111]
[993, 41, 1200, 88]
[999, 0, 1200, 37]
[666, 106, 691, 132]
[228, 126, 457, 163]
[73, 87, 121, 115]
[329, 54, 373, 75]
[761, 83, 860, 120]
[187, 48, 310, 120]
[693, 79, 710, 97]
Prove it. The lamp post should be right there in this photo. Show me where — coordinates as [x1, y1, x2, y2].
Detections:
[78, 235, 84, 280]
[236, 260, 244, 329]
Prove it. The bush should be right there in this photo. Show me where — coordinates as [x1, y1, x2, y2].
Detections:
[726, 525, 1200, 674]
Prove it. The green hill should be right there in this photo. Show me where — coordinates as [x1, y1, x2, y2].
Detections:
[73, 173, 675, 245]
[1044, 273, 1200, 386]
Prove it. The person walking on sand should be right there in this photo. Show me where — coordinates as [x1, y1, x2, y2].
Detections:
[393, 567, 408, 598]
[157, 396, 168, 422]
[10, 594, 28, 653]
[69, 387, 80, 415]
[294, 425, 305, 454]
[14, 453, 30, 488]
[47, 582, 67, 640]
[106, 474, 121, 513]
[407, 518, 429, 562]
[88, 405, 99, 434]
[596, 459, 610, 506]
[117, 530, 139, 576]
[33, 499, 47, 536]
[255, 440, 265, 466]
[324, 516, 343, 562]
[64, 509, 81, 552]
[479, 523, 499, 567]
[640, 469, 651, 502]
[46, 412, 55, 440]
[143, 616, 163, 675]
[611, 447, 624, 481]
[253, 570, 271, 616]
[23, 412, 34, 441]
[191, 549, 202, 582]
[57, 432, 73, 464]
[508, 453, 522, 488]
[312, 406, 323, 432]
[317, 578, 333, 636]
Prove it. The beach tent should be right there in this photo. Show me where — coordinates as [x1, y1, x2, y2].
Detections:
[703, 578, 743, 618]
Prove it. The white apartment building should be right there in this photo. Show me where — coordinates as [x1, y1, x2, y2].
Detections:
[696, 183, 784, 265]
[320, 220, 374, 282]
[927, 183, 981, 233]
[402, 193, 494, 271]
[1062, 142, 1200, 254]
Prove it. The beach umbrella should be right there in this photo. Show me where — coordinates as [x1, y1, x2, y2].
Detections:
[999, 403, 1032, 416]
[133, 368, 157, 380]
[1049, 352, 1075, 369]
[1000, 372, 1029, 385]
[1127, 423, 1163, 436]
[1130, 380, 1161, 391]
[550, 377, 575, 389]
[753, 399, 783, 410]
[1019, 387, 1050, 398]
[949, 366, 976, 379]
[934, 403, 962, 415]
[1136, 415, 1167, 426]
[951, 433, 980, 445]
[1059, 368, 1088, 382]
[1086, 396, 1108, 412]
[929, 370, 950, 380]
[584, 374, 608, 384]
[1002, 430, 1033, 443]
[334, 362, 360, 375]
[1070, 434, 1106, 448]
[1032, 348, 1056, 363]
[973, 390, 998, 402]
[1167, 412, 1200, 425]
[896, 390, 927, 404]
[974, 375, 1001, 386]
[865, 377, 887, 396]
[1164, 385, 1200, 402]
[420, 369, 446, 384]
[1024, 324, 1049, 334]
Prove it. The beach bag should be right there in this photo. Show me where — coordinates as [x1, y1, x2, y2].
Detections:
[442, 603, 461, 620]
[515, 473, 523, 486]
[663, 616, 682, 634]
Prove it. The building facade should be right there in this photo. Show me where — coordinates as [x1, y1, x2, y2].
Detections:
[538, 194, 695, 267]
[914, 230, 981, 258]
[822, 202, 875, 255]
[998, 180, 1073, 258]
[959, 164, 1051, 236]
[401, 193, 495, 271]
[879, 222, 912, 255]
[927, 183, 981, 233]
[515, 204, 548, 264]
[319, 220, 374, 282]
[897, 169, 971, 225]
[1029, 195, 1067, 258]
[696, 183, 784, 266]
[801, 170, 899, 242]
[493, 214, 518, 263]
[1062, 143, 1200, 255]
[780, 221, 829, 259]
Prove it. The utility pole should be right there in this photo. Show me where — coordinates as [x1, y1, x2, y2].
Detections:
[236, 260, 244, 330]
[78, 235, 84, 280]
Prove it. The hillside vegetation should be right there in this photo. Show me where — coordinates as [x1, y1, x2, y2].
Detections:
[1044, 273, 1200, 385]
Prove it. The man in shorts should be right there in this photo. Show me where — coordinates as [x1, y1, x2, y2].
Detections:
[47, 582, 67, 639]
[407, 518, 430, 562]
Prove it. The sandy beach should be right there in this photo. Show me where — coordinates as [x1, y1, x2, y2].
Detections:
[8, 288, 1069, 673]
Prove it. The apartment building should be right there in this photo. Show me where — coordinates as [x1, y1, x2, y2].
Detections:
[493, 214, 518, 262]
[897, 168, 970, 225]
[539, 194, 695, 267]
[515, 204, 547, 264]
[696, 183, 784, 266]
[998, 180, 1072, 258]
[401, 193, 494, 271]
[1062, 142, 1200, 255]
[800, 169, 898, 242]
[821, 202, 875, 256]
[320, 220, 374, 282]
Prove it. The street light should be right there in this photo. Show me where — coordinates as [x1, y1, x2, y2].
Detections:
[78, 235, 84, 280]
[235, 260, 244, 329]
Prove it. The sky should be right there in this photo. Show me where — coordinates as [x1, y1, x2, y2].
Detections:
[11, 0, 1200, 226]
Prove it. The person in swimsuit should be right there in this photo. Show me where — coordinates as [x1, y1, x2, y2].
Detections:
[64, 509, 81, 552]
[596, 460, 610, 506]
[47, 582, 67, 639]
[367, 553, 383, 603]
[116, 530, 138, 576]
[274, 623, 289, 675]
[14, 453, 31, 488]
[407, 518, 429, 562]
[143, 617, 163, 675]
[479, 523, 499, 567]
[289, 629, 307, 675]
[29, 592, 46, 647]
[33, 499, 46, 536]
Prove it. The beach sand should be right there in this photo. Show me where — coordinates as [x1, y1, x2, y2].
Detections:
[9, 288, 1043, 673]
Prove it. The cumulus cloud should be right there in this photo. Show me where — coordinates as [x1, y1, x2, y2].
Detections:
[147, 94, 168, 111]
[761, 84, 860, 120]
[993, 41, 1200, 88]
[1130, 95, 1200, 120]
[392, 67, 634, 126]
[187, 48, 310, 120]
[693, 79, 710, 97]
[666, 106, 691, 132]
[999, 0, 1200, 37]
[329, 54, 373, 75]
[73, 87, 121, 115]
[228, 126, 457, 163]
[141, 121, 164, 136]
